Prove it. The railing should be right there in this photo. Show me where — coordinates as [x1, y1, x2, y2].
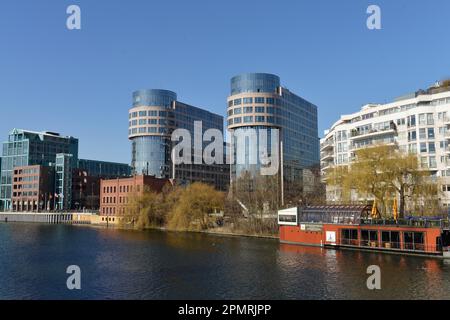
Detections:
[320, 140, 334, 149]
[360, 218, 447, 229]
[339, 238, 438, 253]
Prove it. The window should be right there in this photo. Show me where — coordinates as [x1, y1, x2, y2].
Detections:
[381, 231, 400, 249]
[255, 97, 264, 103]
[420, 142, 427, 153]
[255, 106, 265, 113]
[234, 107, 242, 115]
[404, 232, 425, 251]
[419, 128, 426, 140]
[243, 116, 253, 123]
[255, 116, 265, 122]
[408, 130, 417, 141]
[429, 142, 436, 154]
[429, 156, 437, 168]
[407, 115, 416, 127]
[419, 113, 426, 125]
[427, 113, 434, 125]
[243, 107, 253, 113]
[266, 107, 275, 114]
[233, 117, 242, 124]
[139, 111, 147, 117]
[234, 98, 242, 105]
[361, 230, 378, 247]
[243, 97, 253, 104]
[341, 229, 358, 245]
[266, 97, 274, 104]
[420, 157, 428, 168]
[428, 128, 435, 139]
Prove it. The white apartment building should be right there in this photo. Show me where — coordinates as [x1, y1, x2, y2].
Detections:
[320, 81, 450, 207]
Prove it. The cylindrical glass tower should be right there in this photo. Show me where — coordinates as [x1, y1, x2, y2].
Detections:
[129, 89, 177, 177]
[227, 73, 281, 180]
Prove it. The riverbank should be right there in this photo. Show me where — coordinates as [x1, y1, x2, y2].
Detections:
[111, 224, 279, 240]
[0, 211, 279, 241]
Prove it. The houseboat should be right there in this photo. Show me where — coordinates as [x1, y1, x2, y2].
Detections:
[278, 205, 450, 258]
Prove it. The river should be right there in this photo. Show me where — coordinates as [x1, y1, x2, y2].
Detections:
[1, 223, 449, 300]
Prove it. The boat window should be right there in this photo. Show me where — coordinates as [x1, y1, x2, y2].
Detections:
[361, 230, 378, 247]
[381, 231, 400, 249]
[404, 232, 425, 251]
[341, 229, 358, 245]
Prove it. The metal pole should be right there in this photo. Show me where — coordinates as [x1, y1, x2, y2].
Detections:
[172, 147, 175, 180]
[280, 140, 284, 207]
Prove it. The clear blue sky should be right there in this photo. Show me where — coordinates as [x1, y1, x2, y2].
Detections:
[1, 0, 450, 164]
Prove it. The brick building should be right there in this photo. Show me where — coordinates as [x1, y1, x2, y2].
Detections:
[100, 175, 172, 216]
[12, 165, 55, 212]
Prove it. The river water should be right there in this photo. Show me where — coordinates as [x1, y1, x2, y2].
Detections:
[0, 223, 449, 300]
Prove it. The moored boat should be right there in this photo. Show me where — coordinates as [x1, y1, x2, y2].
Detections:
[278, 205, 450, 258]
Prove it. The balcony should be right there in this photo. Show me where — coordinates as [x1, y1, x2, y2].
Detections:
[350, 128, 397, 140]
[350, 141, 396, 151]
[320, 151, 334, 161]
[320, 140, 334, 151]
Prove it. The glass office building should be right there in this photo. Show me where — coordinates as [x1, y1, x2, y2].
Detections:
[0, 129, 79, 210]
[129, 89, 229, 190]
[227, 73, 320, 194]
[55, 153, 74, 211]
[0, 129, 131, 211]
[77, 159, 131, 178]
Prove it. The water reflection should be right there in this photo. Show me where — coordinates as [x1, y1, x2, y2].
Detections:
[1, 223, 450, 299]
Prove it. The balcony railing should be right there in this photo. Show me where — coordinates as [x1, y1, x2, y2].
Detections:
[320, 140, 334, 150]
[350, 127, 397, 140]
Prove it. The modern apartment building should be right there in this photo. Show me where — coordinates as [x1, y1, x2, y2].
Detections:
[226, 73, 320, 200]
[128, 89, 229, 190]
[320, 80, 450, 207]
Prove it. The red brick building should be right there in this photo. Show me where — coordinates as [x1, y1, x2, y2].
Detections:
[100, 175, 172, 216]
[12, 165, 55, 212]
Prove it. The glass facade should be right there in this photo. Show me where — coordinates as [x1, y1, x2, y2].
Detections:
[55, 154, 73, 211]
[0, 129, 78, 210]
[231, 126, 277, 178]
[231, 73, 280, 95]
[129, 89, 229, 190]
[227, 73, 320, 191]
[132, 89, 177, 108]
[132, 136, 171, 177]
[77, 159, 131, 178]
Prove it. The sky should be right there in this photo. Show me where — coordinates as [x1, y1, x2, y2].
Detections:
[1, 0, 450, 164]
